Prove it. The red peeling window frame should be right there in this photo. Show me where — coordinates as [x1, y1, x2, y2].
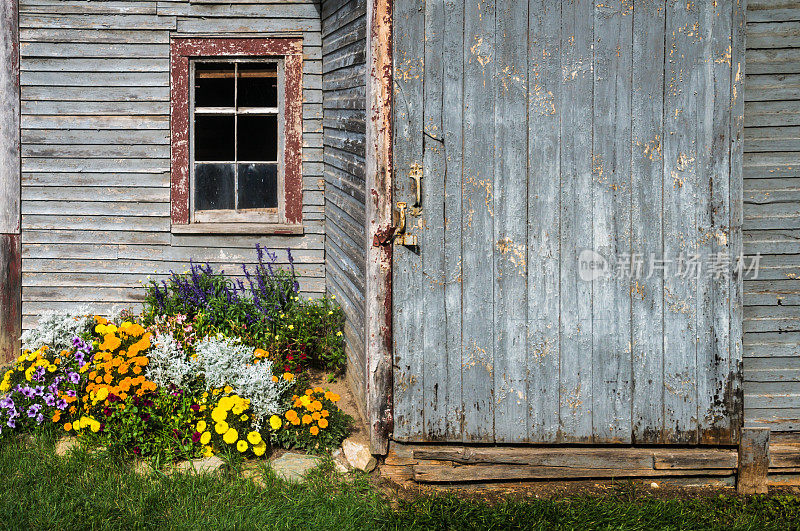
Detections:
[170, 37, 304, 225]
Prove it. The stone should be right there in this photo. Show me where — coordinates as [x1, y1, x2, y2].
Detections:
[270, 452, 322, 483]
[342, 439, 376, 472]
[175, 455, 226, 474]
[650, 482, 660, 489]
[55, 436, 79, 457]
[132, 460, 156, 476]
[332, 448, 351, 474]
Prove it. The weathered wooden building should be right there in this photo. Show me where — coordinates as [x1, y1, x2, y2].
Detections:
[0, 0, 799, 490]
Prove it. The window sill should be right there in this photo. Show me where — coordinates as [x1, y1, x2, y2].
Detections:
[171, 223, 304, 235]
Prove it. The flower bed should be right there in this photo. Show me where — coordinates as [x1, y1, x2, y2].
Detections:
[0, 246, 351, 464]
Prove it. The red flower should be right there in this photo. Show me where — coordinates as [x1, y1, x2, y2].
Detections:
[286, 355, 294, 361]
[192, 431, 201, 443]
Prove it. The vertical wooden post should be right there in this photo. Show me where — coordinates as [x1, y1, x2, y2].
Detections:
[365, 0, 393, 455]
[738, 427, 770, 494]
[0, 0, 21, 364]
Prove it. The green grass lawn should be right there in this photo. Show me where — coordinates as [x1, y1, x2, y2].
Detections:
[1, 435, 798, 530]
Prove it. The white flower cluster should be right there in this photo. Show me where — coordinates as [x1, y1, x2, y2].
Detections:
[21, 308, 93, 353]
[194, 336, 291, 426]
[145, 332, 199, 389]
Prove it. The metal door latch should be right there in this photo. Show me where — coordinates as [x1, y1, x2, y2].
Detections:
[392, 201, 418, 247]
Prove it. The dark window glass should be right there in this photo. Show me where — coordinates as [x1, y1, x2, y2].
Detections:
[238, 115, 278, 161]
[195, 63, 235, 108]
[238, 163, 278, 209]
[195, 115, 234, 161]
[195, 164, 235, 210]
[238, 63, 278, 108]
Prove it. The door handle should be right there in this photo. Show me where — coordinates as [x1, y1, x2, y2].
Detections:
[392, 201, 417, 247]
[410, 165, 422, 216]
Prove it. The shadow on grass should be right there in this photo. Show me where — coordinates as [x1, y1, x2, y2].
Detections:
[0, 436, 798, 530]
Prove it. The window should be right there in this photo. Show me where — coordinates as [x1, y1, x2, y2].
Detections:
[170, 38, 303, 230]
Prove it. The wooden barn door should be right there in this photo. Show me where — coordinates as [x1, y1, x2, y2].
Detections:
[392, 0, 744, 444]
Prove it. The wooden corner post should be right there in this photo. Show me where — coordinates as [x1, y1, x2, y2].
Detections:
[0, 0, 21, 364]
[365, 0, 394, 455]
[737, 427, 770, 495]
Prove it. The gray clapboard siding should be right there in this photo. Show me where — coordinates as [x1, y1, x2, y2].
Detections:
[393, 0, 742, 444]
[322, 0, 367, 418]
[19, 0, 326, 329]
[744, 3, 800, 432]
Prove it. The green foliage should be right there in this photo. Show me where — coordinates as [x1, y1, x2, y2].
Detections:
[89, 388, 205, 463]
[141, 246, 347, 373]
[3, 437, 800, 530]
[270, 388, 351, 454]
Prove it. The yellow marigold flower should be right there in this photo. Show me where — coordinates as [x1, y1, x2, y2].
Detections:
[269, 415, 282, 430]
[212, 388, 221, 395]
[196, 420, 207, 432]
[217, 396, 234, 411]
[240, 415, 248, 421]
[202, 445, 214, 458]
[96, 387, 109, 401]
[211, 408, 227, 423]
[302, 414, 312, 425]
[310, 426, 319, 436]
[200, 432, 212, 445]
[90, 421, 100, 433]
[232, 404, 246, 415]
[236, 440, 248, 453]
[300, 395, 311, 408]
[224, 385, 233, 394]
[215, 421, 229, 435]
[223, 428, 238, 445]
[247, 431, 263, 445]
[318, 418, 328, 429]
[253, 442, 267, 457]
[283, 372, 294, 381]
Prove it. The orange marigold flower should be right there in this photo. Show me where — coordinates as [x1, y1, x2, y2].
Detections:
[52, 411, 61, 423]
[94, 315, 108, 325]
[305, 389, 313, 396]
[312, 401, 322, 411]
[291, 417, 301, 426]
[95, 376, 103, 384]
[136, 357, 149, 367]
[318, 418, 328, 429]
[103, 373, 113, 384]
[302, 414, 312, 425]
[89, 371, 97, 380]
[63, 422, 72, 431]
[132, 365, 142, 375]
[285, 409, 298, 421]
[69, 406, 77, 414]
[313, 387, 323, 394]
[271, 376, 279, 383]
[312, 412, 321, 421]
[310, 426, 319, 436]
[321, 410, 329, 417]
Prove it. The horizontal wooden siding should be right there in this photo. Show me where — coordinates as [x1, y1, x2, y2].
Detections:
[321, 0, 367, 415]
[743, 0, 800, 432]
[18, 0, 325, 327]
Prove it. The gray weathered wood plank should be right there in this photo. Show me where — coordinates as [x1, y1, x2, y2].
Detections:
[493, 0, 529, 444]
[526, 0, 561, 444]
[591, 0, 633, 444]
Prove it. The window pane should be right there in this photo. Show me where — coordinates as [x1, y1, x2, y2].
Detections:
[195, 63, 235, 108]
[237, 115, 278, 161]
[238, 63, 278, 108]
[195, 115, 234, 161]
[195, 164, 235, 210]
[238, 163, 278, 209]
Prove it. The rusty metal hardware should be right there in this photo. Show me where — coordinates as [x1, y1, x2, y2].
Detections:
[409, 164, 422, 216]
[392, 201, 418, 247]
